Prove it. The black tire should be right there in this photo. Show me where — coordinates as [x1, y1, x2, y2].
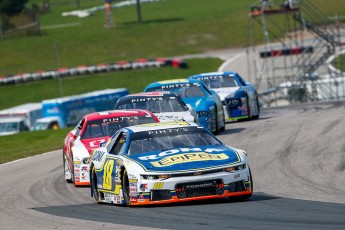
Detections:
[71, 156, 77, 187]
[91, 165, 100, 202]
[63, 153, 73, 183]
[122, 169, 131, 206]
[245, 95, 251, 121]
[220, 109, 226, 132]
[252, 96, 260, 120]
[214, 109, 219, 134]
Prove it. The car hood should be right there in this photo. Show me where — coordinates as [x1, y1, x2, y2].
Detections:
[129, 145, 241, 172]
[182, 97, 208, 111]
[213, 87, 239, 101]
[155, 111, 194, 122]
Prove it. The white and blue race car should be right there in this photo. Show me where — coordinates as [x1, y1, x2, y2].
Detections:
[189, 72, 260, 121]
[90, 121, 253, 206]
[144, 79, 225, 134]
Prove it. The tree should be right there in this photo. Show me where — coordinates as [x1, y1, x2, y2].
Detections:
[0, 0, 29, 16]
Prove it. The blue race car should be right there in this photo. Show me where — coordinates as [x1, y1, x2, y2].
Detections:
[189, 72, 260, 121]
[144, 79, 225, 133]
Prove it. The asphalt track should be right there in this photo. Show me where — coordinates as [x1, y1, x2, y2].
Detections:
[1, 99, 344, 230]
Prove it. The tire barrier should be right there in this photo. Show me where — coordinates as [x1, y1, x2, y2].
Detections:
[0, 58, 188, 86]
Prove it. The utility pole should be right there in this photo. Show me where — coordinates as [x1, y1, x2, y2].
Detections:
[136, 0, 142, 23]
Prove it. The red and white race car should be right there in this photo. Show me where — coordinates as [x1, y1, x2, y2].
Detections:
[63, 109, 159, 186]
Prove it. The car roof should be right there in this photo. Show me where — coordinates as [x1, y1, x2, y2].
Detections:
[125, 91, 177, 98]
[145, 78, 202, 89]
[124, 121, 199, 133]
[84, 109, 156, 121]
[190, 71, 237, 78]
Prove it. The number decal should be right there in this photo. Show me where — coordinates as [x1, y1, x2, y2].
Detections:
[103, 160, 114, 190]
[153, 182, 164, 189]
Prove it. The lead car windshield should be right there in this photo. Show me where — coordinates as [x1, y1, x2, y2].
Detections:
[199, 76, 238, 89]
[146, 84, 205, 98]
[116, 97, 187, 113]
[81, 116, 156, 139]
[127, 126, 222, 155]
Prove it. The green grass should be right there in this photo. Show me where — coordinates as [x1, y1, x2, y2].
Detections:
[333, 54, 345, 71]
[1, 0, 345, 163]
[1, 0, 344, 75]
[0, 128, 68, 164]
[0, 58, 222, 110]
[0, 58, 222, 163]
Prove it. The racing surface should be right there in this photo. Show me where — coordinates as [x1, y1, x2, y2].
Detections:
[1, 100, 345, 230]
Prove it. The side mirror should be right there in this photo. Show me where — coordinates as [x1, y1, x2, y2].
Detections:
[209, 89, 216, 95]
[186, 104, 193, 111]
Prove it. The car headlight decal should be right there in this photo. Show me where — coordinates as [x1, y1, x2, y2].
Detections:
[197, 111, 209, 117]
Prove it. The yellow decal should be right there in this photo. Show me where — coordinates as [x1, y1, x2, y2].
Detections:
[129, 179, 138, 183]
[151, 153, 229, 167]
[158, 79, 188, 84]
[153, 182, 164, 189]
[103, 160, 114, 190]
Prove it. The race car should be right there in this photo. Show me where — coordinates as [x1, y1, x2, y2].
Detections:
[63, 109, 159, 186]
[189, 72, 260, 121]
[114, 91, 198, 123]
[144, 79, 225, 134]
[90, 121, 253, 206]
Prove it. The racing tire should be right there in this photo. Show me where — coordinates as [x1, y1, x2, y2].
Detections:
[91, 165, 100, 203]
[63, 153, 73, 183]
[212, 109, 220, 135]
[220, 109, 226, 132]
[122, 169, 131, 206]
[245, 95, 251, 121]
[71, 156, 77, 187]
[252, 96, 260, 120]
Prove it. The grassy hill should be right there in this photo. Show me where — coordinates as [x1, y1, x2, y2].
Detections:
[1, 0, 344, 74]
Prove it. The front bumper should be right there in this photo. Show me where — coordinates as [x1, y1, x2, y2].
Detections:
[73, 162, 90, 186]
[129, 168, 252, 206]
[223, 104, 248, 121]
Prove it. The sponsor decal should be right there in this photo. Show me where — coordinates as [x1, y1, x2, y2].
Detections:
[130, 197, 138, 202]
[138, 195, 145, 202]
[129, 179, 138, 183]
[92, 150, 105, 162]
[198, 75, 223, 80]
[74, 160, 81, 164]
[114, 196, 121, 204]
[75, 164, 81, 168]
[153, 182, 164, 189]
[75, 173, 80, 177]
[89, 139, 106, 148]
[161, 83, 190, 89]
[139, 147, 224, 160]
[148, 127, 189, 135]
[128, 173, 137, 178]
[186, 182, 214, 189]
[130, 191, 138, 197]
[151, 153, 229, 167]
[102, 116, 139, 123]
[131, 97, 162, 103]
[129, 182, 137, 187]
[234, 174, 240, 179]
[81, 166, 88, 171]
